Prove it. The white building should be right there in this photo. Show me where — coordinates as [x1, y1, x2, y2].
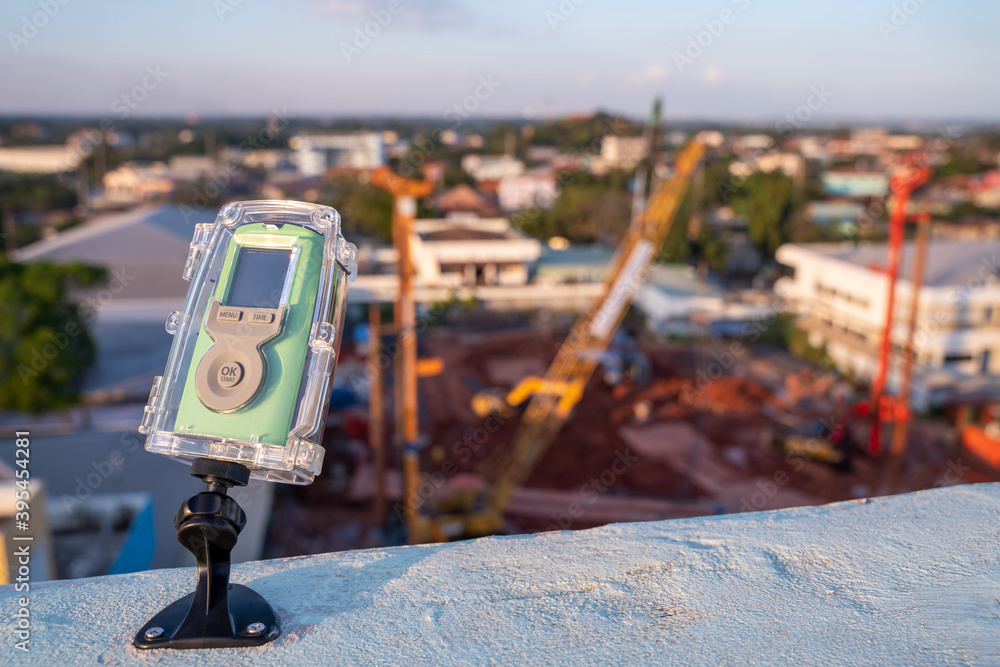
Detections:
[461, 154, 525, 182]
[165, 155, 223, 181]
[729, 152, 805, 181]
[732, 134, 775, 154]
[350, 219, 631, 312]
[497, 170, 559, 211]
[101, 163, 174, 205]
[293, 132, 384, 176]
[0, 145, 84, 173]
[599, 136, 647, 171]
[351, 217, 546, 304]
[775, 240, 1000, 408]
[411, 217, 541, 287]
[221, 147, 294, 172]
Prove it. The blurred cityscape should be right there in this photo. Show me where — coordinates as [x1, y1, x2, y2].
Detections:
[2, 108, 999, 581]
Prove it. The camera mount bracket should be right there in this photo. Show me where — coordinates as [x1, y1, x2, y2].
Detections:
[133, 458, 280, 650]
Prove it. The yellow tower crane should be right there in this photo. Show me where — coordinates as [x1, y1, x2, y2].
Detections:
[412, 137, 706, 541]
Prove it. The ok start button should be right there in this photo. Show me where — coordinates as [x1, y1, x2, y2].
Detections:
[217, 361, 245, 388]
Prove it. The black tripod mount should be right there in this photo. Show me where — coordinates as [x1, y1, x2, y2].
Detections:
[133, 458, 280, 650]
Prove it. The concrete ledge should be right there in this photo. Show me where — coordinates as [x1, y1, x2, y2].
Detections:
[3, 483, 1000, 665]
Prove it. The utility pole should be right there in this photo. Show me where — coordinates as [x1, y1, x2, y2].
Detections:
[371, 166, 434, 544]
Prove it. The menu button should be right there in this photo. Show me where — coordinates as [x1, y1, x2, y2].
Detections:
[218, 309, 242, 322]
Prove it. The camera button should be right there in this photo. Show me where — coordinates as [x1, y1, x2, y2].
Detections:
[216, 361, 245, 388]
[249, 312, 275, 324]
[217, 309, 242, 322]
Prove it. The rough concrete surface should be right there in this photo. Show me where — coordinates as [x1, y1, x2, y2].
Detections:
[2, 483, 1000, 665]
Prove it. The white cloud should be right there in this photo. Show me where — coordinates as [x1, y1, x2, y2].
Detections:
[704, 65, 722, 83]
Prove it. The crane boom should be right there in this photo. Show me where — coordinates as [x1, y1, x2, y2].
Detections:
[478, 139, 706, 513]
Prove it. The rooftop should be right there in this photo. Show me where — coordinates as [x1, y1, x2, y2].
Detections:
[780, 239, 1000, 288]
[643, 264, 723, 299]
[5, 482, 999, 664]
[536, 245, 616, 269]
[14, 204, 216, 300]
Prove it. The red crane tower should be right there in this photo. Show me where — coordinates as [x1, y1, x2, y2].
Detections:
[868, 158, 933, 455]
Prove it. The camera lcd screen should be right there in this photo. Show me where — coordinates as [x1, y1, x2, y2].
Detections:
[226, 247, 293, 308]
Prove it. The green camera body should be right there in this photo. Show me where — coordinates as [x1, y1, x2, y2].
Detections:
[140, 201, 357, 484]
[176, 223, 322, 445]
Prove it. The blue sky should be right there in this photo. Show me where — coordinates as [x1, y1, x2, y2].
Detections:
[1, 0, 998, 122]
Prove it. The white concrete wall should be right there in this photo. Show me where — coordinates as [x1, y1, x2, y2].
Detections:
[7, 484, 1000, 664]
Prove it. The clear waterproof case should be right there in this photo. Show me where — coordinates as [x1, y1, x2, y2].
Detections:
[139, 200, 358, 484]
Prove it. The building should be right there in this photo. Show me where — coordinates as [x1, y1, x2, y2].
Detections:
[848, 128, 890, 156]
[165, 155, 222, 181]
[460, 154, 525, 182]
[634, 265, 773, 336]
[222, 147, 295, 172]
[971, 171, 1000, 210]
[349, 219, 618, 311]
[99, 156, 231, 206]
[435, 184, 500, 218]
[729, 152, 804, 181]
[293, 132, 384, 176]
[352, 217, 543, 302]
[525, 146, 559, 164]
[797, 136, 832, 162]
[805, 201, 865, 227]
[533, 246, 615, 285]
[599, 136, 647, 171]
[0, 145, 84, 173]
[732, 134, 774, 155]
[850, 128, 925, 156]
[101, 163, 175, 205]
[821, 169, 889, 198]
[411, 217, 541, 287]
[775, 239, 1000, 408]
[932, 219, 1000, 241]
[885, 134, 924, 151]
[497, 170, 559, 211]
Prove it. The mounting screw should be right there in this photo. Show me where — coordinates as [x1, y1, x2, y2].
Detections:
[246, 622, 266, 636]
[144, 627, 165, 640]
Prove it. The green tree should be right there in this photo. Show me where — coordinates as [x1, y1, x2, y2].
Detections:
[0, 258, 107, 414]
[441, 164, 475, 189]
[658, 189, 691, 263]
[486, 123, 521, 155]
[692, 225, 728, 273]
[745, 312, 834, 369]
[529, 112, 638, 151]
[703, 158, 735, 206]
[317, 176, 394, 243]
[543, 180, 632, 244]
[936, 147, 988, 178]
[0, 174, 79, 252]
[730, 171, 795, 257]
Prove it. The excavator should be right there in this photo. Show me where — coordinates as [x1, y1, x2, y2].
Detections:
[407, 116, 706, 542]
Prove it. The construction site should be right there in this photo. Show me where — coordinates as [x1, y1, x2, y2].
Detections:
[265, 132, 1000, 559]
[266, 319, 999, 557]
